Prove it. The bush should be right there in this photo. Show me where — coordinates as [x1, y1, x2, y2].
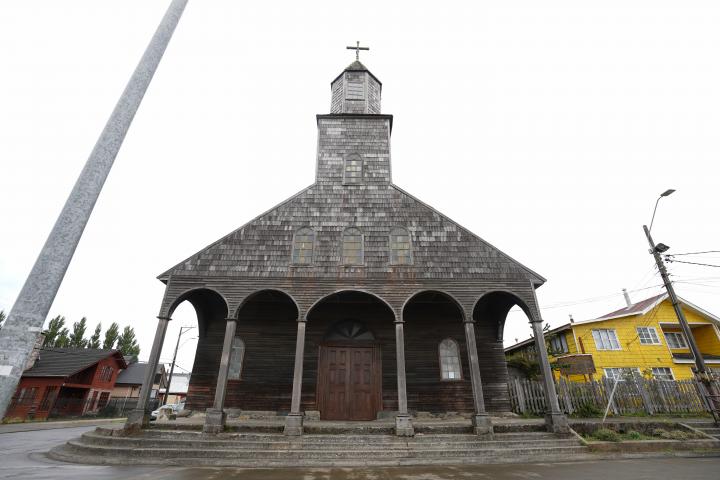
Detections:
[652, 428, 671, 439]
[574, 402, 602, 417]
[626, 430, 643, 440]
[592, 428, 620, 442]
[668, 430, 691, 440]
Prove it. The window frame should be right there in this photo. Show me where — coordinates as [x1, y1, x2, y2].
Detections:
[549, 334, 569, 354]
[389, 227, 413, 265]
[664, 331, 688, 349]
[341, 227, 365, 266]
[343, 154, 364, 185]
[603, 367, 641, 382]
[650, 367, 675, 381]
[636, 326, 662, 345]
[228, 336, 246, 381]
[438, 338, 463, 381]
[592, 328, 622, 351]
[291, 227, 315, 265]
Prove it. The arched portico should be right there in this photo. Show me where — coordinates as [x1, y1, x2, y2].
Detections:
[473, 287, 568, 433]
[203, 289, 300, 433]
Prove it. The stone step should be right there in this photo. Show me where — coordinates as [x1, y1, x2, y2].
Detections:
[65, 439, 588, 461]
[80, 432, 578, 451]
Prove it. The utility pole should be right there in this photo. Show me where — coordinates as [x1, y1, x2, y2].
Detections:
[164, 326, 193, 404]
[0, 0, 188, 420]
[643, 225, 708, 374]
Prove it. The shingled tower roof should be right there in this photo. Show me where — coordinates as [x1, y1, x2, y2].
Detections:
[159, 61, 544, 285]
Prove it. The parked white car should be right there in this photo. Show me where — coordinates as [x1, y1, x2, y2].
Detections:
[150, 401, 185, 421]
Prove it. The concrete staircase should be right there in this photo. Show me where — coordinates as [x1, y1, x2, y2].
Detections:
[686, 420, 720, 440]
[49, 426, 591, 467]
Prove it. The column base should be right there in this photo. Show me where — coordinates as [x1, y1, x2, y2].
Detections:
[124, 409, 149, 431]
[284, 412, 304, 436]
[395, 414, 414, 437]
[203, 408, 226, 434]
[471, 413, 494, 438]
[544, 412, 570, 434]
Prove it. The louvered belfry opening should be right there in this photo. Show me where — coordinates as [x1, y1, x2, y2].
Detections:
[305, 291, 395, 421]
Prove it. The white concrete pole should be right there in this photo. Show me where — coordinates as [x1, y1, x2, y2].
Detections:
[0, 0, 188, 420]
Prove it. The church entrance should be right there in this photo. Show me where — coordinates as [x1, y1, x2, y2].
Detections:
[317, 320, 381, 421]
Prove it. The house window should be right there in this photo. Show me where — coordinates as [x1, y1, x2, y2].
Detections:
[389, 227, 412, 265]
[98, 391, 110, 409]
[228, 337, 245, 381]
[637, 326, 661, 345]
[39, 386, 58, 411]
[100, 366, 113, 382]
[14, 387, 38, 406]
[439, 338, 462, 380]
[592, 329, 621, 350]
[604, 367, 640, 381]
[651, 367, 675, 381]
[343, 154, 363, 184]
[341, 228, 364, 265]
[292, 228, 315, 264]
[549, 334, 569, 354]
[664, 332, 688, 349]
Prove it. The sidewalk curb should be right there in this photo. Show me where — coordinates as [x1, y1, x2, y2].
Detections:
[0, 418, 126, 434]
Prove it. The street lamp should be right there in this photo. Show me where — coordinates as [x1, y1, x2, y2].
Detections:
[649, 188, 675, 233]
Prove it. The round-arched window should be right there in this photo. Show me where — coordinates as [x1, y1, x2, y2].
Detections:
[292, 227, 315, 264]
[439, 338, 462, 380]
[341, 228, 364, 265]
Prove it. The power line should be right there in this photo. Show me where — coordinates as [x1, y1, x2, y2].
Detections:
[665, 259, 720, 268]
[662, 250, 720, 256]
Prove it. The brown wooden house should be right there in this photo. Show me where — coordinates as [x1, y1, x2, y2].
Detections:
[128, 59, 567, 436]
[4, 348, 126, 421]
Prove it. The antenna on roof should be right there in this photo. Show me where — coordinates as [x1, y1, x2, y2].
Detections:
[569, 314, 574, 323]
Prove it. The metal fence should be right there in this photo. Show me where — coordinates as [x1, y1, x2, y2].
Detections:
[508, 377, 720, 416]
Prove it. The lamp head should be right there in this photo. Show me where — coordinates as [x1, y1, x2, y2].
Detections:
[660, 189, 675, 197]
[654, 243, 671, 253]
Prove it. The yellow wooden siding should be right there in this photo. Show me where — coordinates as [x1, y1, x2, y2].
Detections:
[506, 299, 720, 382]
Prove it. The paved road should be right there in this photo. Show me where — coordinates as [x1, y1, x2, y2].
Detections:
[1, 426, 719, 479]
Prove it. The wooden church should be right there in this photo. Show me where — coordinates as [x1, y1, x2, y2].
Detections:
[129, 52, 567, 436]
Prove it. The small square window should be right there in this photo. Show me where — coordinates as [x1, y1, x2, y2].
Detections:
[637, 327, 661, 345]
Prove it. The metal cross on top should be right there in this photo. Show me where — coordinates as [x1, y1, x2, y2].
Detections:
[346, 41, 369, 61]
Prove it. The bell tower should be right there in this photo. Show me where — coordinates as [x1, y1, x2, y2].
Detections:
[330, 60, 382, 114]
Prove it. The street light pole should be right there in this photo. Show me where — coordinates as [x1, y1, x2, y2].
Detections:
[643, 224, 707, 374]
[164, 326, 194, 404]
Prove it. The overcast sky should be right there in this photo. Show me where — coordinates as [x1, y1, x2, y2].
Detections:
[1, 1, 719, 373]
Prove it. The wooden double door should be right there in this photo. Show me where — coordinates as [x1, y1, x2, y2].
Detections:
[317, 344, 381, 421]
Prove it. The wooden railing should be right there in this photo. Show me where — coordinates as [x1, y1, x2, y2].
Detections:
[508, 377, 720, 416]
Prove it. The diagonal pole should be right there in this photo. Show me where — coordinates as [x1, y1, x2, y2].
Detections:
[0, 0, 189, 419]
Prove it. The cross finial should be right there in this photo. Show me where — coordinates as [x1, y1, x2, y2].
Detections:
[346, 41, 369, 61]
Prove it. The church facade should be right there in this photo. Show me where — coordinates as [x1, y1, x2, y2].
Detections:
[129, 58, 567, 436]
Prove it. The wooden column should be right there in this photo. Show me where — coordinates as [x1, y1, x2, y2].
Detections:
[463, 319, 493, 436]
[394, 319, 414, 436]
[125, 316, 170, 429]
[529, 283, 569, 433]
[284, 316, 306, 435]
[203, 318, 237, 433]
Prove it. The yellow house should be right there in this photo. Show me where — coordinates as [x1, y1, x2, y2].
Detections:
[505, 292, 720, 382]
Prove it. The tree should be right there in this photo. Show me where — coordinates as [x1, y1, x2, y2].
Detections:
[55, 329, 70, 348]
[103, 322, 120, 350]
[68, 317, 88, 348]
[43, 315, 68, 347]
[0, 310, 5, 330]
[116, 326, 140, 356]
[88, 323, 102, 349]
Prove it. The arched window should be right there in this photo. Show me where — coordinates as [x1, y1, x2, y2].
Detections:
[389, 227, 412, 265]
[292, 228, 314, 264]
[228, 337, 245, 380]
[343, 154, 363, 184]
[439, 338, 462, 380]
[341, 228, 364, 265]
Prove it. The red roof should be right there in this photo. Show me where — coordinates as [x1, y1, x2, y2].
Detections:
[595, 293, 666, 320]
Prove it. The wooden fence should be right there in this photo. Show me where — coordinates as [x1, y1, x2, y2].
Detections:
[508, 377, 720, 416]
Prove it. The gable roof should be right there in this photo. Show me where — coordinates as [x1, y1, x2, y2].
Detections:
[115, 361, 165, 386]
[158, 183, 545, 284]
[23, 348, 126, 378]
[504, 322, 572, 354]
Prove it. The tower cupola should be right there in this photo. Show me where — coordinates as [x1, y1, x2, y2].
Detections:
[330, 60, 382, 114]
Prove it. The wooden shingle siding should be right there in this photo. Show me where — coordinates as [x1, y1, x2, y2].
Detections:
[167, 61, 543, 417]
